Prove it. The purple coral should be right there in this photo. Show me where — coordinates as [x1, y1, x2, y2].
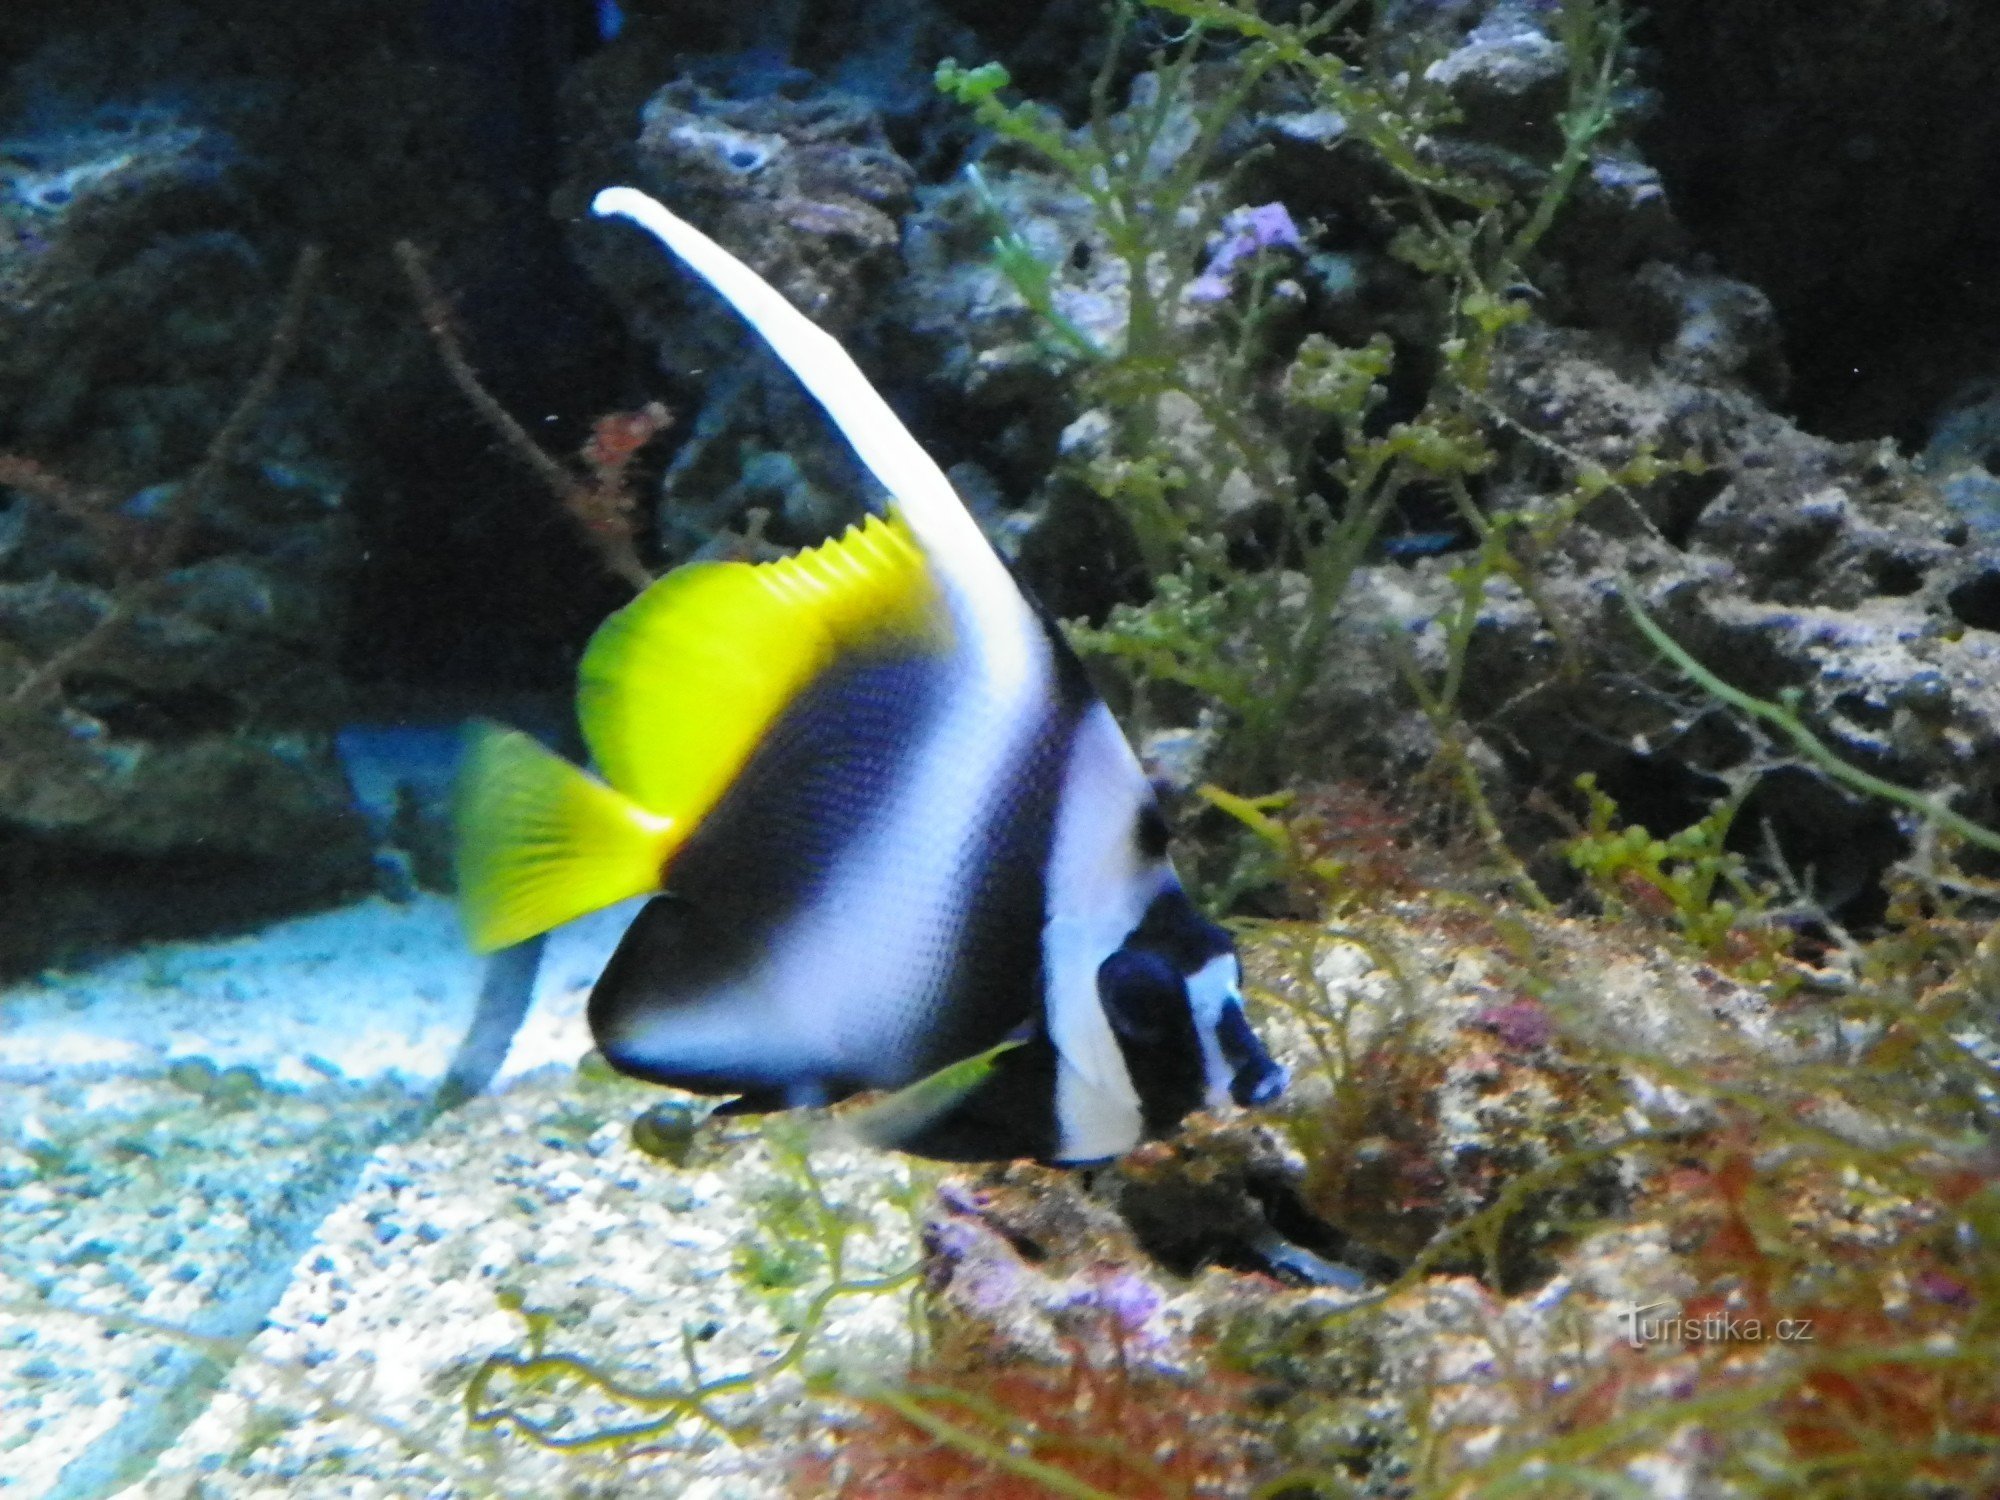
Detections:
[1187, 202, 1305, 302]
[1472, 997, 1556, 1051]
[1073, 1266, 1164, 1335]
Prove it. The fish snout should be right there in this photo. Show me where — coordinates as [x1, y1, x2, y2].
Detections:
[1231, 1054, 1289, 1108]
[1216, 999, 1287, 1108]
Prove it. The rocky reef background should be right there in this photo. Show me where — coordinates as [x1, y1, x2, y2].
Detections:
[0, 0, 629, 970]
[6, 0, 2000, 967]
[7, 0, 2000, 1494]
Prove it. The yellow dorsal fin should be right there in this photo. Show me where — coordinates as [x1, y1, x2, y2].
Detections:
[577, 510, 942, 821]
[454, 725, 676, 952]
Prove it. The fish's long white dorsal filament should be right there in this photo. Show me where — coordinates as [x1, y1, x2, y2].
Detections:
[590, 187, 1016, 620]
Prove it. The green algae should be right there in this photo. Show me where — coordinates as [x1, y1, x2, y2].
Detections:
[1208, 857, 2000, 1496]
[464, 1117, 929, 1457]
[940, 0, 1638, 804]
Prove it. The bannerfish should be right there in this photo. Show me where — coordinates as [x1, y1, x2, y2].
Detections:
[453, 184, 1287, 1164]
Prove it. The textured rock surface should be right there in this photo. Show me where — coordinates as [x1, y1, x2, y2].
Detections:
[0, 866, 1981, 1495]
[0, 896, 923, 1499]
[0, 5, 525, 970]
[13, 2, 2000, 1489]
[1399, 311, 2000, 915]
[0, 85, 367, 875]
[565, 66, 927, 555]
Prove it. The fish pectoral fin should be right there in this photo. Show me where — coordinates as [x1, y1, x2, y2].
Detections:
[576, 512, 944, 826]
[454, 724, 676, 952]
[832, 1035, 1029, 1154]
[709, 1087, 803, 1117]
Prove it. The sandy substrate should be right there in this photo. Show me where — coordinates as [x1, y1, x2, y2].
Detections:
[0, 890, 646, 1091]
[0, 893, 923, 1499]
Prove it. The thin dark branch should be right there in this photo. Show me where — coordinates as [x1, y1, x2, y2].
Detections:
[0, 457, 124, 551]
[394, 240, 584, 506]
[394, 240, 655, 592]
[152, 243, 324, 568]
[6, 245, 323, 709]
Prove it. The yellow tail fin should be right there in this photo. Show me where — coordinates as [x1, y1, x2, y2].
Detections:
[454, 724, 676, 952]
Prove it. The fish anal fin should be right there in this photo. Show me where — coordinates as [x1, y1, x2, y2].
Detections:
[834, 1035, 1029, 1154]
[454, 724, 675, 952]
[708, 1090, 790, 1118]
[708, 1080, 846, 1116]
[577, 511, 943, 824]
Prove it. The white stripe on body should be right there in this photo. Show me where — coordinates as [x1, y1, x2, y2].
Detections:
[768, 619, 1054, 1079]
[591, 187, 1056, 1085]
[1185, 952, 1243, 1111]
[609, 621, 1054, 1087]
[592, 189, 1183, 1147]
[1042, 701, 1174, 1162]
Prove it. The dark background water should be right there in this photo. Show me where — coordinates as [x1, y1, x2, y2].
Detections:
[3, 0, 1999, 971]
[2, 0, 1992, 698]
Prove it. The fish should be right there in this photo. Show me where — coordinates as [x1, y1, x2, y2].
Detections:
[452, 184, 1286, 1164]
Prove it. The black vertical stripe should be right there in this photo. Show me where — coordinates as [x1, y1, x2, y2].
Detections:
[890, 607, 1101, 1161]
[588, 647, 948, 1092]
[589, 591, 1125, 1165]
[1097, 944, 1209, 1139]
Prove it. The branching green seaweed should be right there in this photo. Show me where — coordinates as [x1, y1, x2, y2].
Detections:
[26, 6, 2000, 1497]
[464, 1118, 926, 1456]
[1224, 870, 2000, 1497]
[1620, 586, 2000, 859]
[803, 1320, 1275, 1498]
[1563, 771, 1789, 977]
[941, 0, 1636, 808]
[0, 1297, 522, 1498]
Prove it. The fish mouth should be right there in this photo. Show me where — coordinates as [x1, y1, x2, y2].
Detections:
[1216, 999, 1288, 1107]
[1232, 1057, 1288, 1108]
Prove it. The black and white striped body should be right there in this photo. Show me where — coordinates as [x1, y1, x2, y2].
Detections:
[588, 569, 1180, 1161]
[585, 189, 1285, 1163]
